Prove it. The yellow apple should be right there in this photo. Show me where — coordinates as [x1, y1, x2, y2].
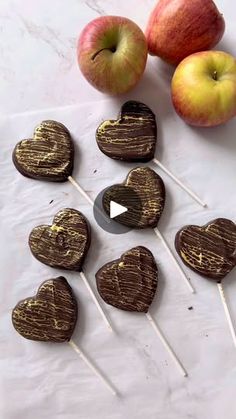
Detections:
[171, 51, 236, 127]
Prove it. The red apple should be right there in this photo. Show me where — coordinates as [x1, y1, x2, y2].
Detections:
[78, 16, 148, 95]
[171, 51, 236, 127]
[146, 0, 225, 65]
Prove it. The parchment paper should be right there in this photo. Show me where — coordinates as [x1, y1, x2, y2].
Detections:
[1, 98, 236, 419]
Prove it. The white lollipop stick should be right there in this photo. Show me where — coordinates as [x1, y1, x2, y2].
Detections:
[68, 176, 110, 224]
[79, 270, 113, 332]
[217, 282, 236, 348]
[152, 158, 207, 208]
[68, 176, 94, 206]
[146, 311, 187, 377]
[153, 227, 195, 293]
[68, 339, 117, 395]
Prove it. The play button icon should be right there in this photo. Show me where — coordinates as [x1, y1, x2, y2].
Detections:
[93, 186, 142, 235]
[110, 201, 128, 219]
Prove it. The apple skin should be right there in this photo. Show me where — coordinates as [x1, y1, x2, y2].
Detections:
[171, 51, 236, 127]
[146, 0, 225, 65]
[77, 16, 148, 95]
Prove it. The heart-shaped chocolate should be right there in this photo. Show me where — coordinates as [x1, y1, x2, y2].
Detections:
[175, 218, 236, 281]
[12, 277, 78, 342]
[103, 167, 165, 228]
[96, 101, 157, 162]
[29, 208, 90, 271]
[96, 246, 158, 313]
[13, 120, 74, 182]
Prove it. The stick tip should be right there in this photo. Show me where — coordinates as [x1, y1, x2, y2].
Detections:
[107, 325, 113, 332]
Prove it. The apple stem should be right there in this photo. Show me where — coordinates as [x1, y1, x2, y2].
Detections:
[213, 70, 218, 81]
[91, 46, 116, 61]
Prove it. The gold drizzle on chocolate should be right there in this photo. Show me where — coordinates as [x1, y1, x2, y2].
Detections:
[13, 120, 74, 182]
[175, 218, 236, 281]
[29, 209, 90, 271]
[96, 101, 157, 162]
[12, 277, 77, 342]
[103, 167, 165, 228]
[96, 246, 158, 313]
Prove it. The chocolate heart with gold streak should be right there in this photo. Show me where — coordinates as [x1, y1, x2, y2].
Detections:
[96, 246, 158, 313]
[29, 208, 90, 271]
[12, 277, 77, 342]
[103, 167, 165, 228]
[13, 120, 74, 182]
[96, 101, 157, 162]
[175, 218, 236, 281]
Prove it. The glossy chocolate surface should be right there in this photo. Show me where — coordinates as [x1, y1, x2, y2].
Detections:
[12, 277, 78, 342]
[29, 208, 90, 271]
[103, 167, 165, 228]
[96, 101, 156, 162]
[96, 246, 158, 313]
[13, 120, 74, 182]
[175, 218, 236, 281]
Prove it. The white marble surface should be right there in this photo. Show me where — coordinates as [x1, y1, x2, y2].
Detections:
[1, 1, 236, 419]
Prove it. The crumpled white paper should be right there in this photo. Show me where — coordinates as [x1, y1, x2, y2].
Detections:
[1, 98, 236, 419]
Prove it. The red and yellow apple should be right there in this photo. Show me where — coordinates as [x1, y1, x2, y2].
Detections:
[171, 51, 236, 127]
[77, 16, 148, 95]
[146, 0, 225, 65]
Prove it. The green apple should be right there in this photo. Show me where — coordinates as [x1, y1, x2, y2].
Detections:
[78, 16, 148, 95]
[171, 51, 236, 127]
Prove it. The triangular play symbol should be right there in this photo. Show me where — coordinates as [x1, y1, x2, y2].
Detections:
[110, 201, 128, 219]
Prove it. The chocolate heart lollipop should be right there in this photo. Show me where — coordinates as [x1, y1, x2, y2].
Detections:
[12, 277, 116, 394]
[13, 120, 96, 207]
[102, 167, 194, 293]
[96, 246, 158, 312]
[29, 208, 90, 271]
[96, 101, 156, 162]
[175, 218, 236, 348]
[96, 101, 206, 207]
[175, 218, 236, 281]
[29, 208, 112, 330]
[13, 120, 73, 182]
[103, 166, 165, 228]
[12, 276, 77, 342]
[96, 247, 187, 376]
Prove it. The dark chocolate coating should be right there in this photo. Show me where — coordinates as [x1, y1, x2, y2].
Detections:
[96, 246, 158, 313]
[175, 218, 236, 281]
[12, 277, 78, 342]
[103, 167, 165, 228]
[13, 120, 74, 182]
[29, 208, 90, 271]
[96, 101, 157, 162]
